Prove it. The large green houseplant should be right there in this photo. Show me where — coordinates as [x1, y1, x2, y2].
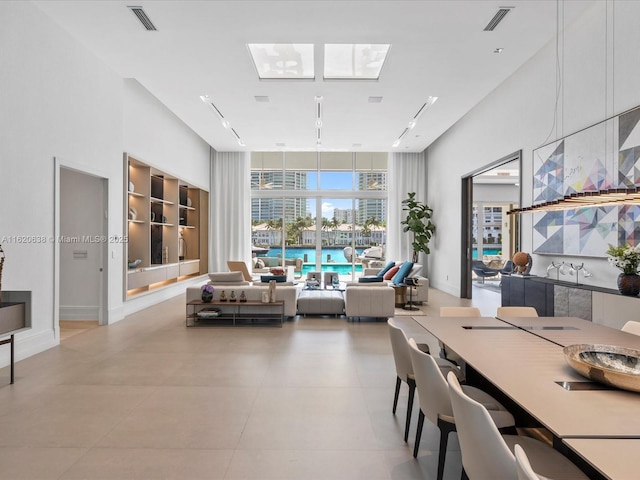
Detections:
[401, 192, 436, 263]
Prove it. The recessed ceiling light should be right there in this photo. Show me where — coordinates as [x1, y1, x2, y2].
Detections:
[352, 143, 362, 148]
[247, 44, 314, 79]
[254, 96, 270, 102]
[324, 44, 390, 80]
[368, 96, 383, 103]
[275, 143, 286, 147]
[494, 48, 504, 54]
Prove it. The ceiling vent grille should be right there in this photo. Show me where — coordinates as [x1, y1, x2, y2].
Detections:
[484, 7, 513, 31]
[128, 6, 157, 31]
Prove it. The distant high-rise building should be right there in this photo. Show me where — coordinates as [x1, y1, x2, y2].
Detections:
[251, 171, 308, 221]
[333, 208, 355, 224]
[357, 172, 387, 224]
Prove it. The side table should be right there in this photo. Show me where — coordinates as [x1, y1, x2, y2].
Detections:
[391, 285, 407, 308]
[401, 282, 420, 311]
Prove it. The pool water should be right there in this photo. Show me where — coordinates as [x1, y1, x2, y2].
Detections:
[258, 247, 365, 276]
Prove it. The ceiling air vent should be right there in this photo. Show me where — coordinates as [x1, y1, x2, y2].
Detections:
[483, 7, 513, 31]
[128, 6, 157, 31]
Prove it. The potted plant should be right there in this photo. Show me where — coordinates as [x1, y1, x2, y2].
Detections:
[606, 243, 640, 296]
[401, 192, 436, 263]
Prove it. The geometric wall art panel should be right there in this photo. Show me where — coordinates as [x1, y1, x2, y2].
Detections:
[532, 105, 640, 256]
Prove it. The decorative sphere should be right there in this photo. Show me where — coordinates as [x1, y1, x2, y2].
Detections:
[513, 251, 529, 267]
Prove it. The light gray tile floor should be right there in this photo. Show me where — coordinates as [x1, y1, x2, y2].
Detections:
[0, 286, 500, 479]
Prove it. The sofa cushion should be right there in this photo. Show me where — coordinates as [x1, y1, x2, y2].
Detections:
[383, 265, 400, 280]
[376, 261, 396, 278]
[208, 271, 245, 283]
[260, 274, 287, 283]
[393, 261, 414, 286]
[359, 276, 384, 283]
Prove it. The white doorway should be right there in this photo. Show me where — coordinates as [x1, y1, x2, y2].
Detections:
[57, 166, 108, 336]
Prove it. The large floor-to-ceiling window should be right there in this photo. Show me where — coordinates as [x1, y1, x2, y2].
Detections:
[251, 151, 387, 280]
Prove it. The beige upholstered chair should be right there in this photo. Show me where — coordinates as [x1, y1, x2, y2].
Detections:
[621, 320, 640, 336]
[496, 306, 539, 318]
[387, 319, 463, 443]
[514, 444, 540, 480]
[438, 307, 481, 364]
[387, 319, 419, 442]
[408, 339, 513, 480]
[227, 260, 254, 282]
[447, 372, 587, 479]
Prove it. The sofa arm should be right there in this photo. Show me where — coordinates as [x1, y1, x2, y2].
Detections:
[363, 268, 382, 276]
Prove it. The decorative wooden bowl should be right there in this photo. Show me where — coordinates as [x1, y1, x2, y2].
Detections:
[563, 344, 640, 392]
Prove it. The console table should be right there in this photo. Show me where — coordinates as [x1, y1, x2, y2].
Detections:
[0, 291, 31, 384]
[501, 275, 639, 329]
[186, 300, 284, 327]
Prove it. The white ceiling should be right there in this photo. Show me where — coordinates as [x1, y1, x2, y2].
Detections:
[33, 0, 596, 153]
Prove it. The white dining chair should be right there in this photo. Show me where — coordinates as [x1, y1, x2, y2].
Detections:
[439, 307, 481, 365]
[514, 444, 540, 480]
[387, 318, 418, 442]
[408, 338, 514, 480]
[621, 320, 640, 336]
[496, 306, 539, 318]
[387, 319, 463, 443]
[447, 371, 588, 479]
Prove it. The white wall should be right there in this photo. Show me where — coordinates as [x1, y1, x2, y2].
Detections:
[0, 1, 123, 359]
[473, 184, 519, 204]
[124, 79, 211, 191]
[0, 1, 211, 364]
[427, 1, 640, 296]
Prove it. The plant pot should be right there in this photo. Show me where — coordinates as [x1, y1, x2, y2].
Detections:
[617, 273, 640, 296]
[201, 291, 213, 303]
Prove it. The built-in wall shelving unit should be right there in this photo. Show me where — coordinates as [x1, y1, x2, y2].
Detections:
[125, 154, 209, 298]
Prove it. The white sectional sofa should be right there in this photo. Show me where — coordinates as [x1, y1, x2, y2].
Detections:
[360, 262, 429, 304]
[186, 271, 299, 318]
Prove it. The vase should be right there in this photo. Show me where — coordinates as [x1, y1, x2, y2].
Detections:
[617, 273, 640, 296]
[201, 291, 213, 303]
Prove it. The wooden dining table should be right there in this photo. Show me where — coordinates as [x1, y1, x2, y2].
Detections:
[412, 315, 640, 479]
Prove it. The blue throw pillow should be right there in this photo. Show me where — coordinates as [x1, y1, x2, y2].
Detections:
[359, 276, 384, 283]
[260, 275, 287, 283]
[393, 261, 414, 286]
[376, 261, 396, 278]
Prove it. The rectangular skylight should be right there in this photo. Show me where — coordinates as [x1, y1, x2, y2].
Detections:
[324, 44, 390, 80]
[247, 44, 314, 79]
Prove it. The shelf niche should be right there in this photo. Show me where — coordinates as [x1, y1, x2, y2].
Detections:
[125, 154, 209, 298]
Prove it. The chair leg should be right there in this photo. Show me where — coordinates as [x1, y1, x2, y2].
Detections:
[436, 417, 457, 480]
[413, 409, 425, 458]
[405, 377, 416, 442]
[392, 377, 401, 414]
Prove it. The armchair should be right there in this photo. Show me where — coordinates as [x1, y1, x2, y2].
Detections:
[471, 260, 501, 283]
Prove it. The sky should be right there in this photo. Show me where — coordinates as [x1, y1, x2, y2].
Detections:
[307, 172, 356, 217]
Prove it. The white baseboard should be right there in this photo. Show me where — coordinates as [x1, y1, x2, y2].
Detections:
[59, 305, 99, 320]
[0, 329, 57, 368]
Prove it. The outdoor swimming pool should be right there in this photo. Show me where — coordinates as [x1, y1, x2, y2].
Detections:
[258, 247, 365, 275]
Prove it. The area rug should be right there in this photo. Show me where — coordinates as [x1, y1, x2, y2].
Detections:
[394, 306, 424, 316]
